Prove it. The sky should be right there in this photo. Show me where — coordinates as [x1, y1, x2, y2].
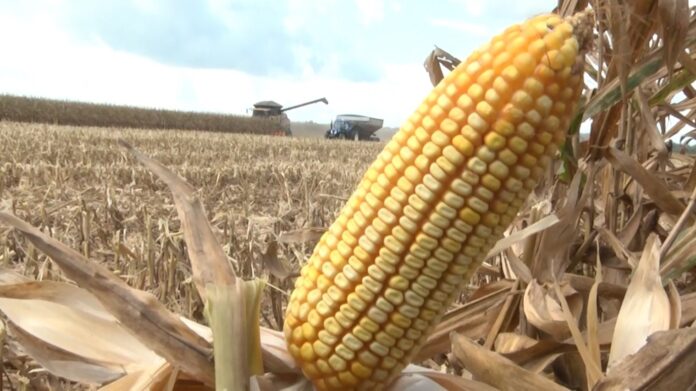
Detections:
[1, 1, 567, 128]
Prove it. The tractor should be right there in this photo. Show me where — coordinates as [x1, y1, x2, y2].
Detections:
[325, 114, 383, 141]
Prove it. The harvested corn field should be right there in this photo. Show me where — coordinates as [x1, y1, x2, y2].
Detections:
[2, 2, 696, 391]
[0, 121, 382, 388]
[0, 122, 379, 312]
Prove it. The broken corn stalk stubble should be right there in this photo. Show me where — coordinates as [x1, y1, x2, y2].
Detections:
[284, 11, 593, 390]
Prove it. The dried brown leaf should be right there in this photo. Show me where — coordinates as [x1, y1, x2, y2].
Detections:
[679, 291, 696, 326]
[0, 268, 29, 284]
[503, 318, 621, 371]
[595, 328, 696, 391]
[487, 213, 560, 259]
[501, 247, 533, 284]
[598, 227, 638, 268]
[119, 140, 236, 298]
[605, 147, 686, 215]
[677, 50, 696, 77]
[0, 279, 114, 321]
[558, 0, 589, 17]
[0, 277, 169, 385]
[532, 168, 593, 281]
[0, 282, 161, 369]
[658, 0, 690, 77]
[635, 88, 668, 160]
[98, 362, 177, 391]
[8, 322, 127, 385]
[501, 337, 575, 373]
[564, 274, 627, 300]
[519, 201, 553, 278]
[494, 333, 537, 355]
[493, 332, 569, 373]
[121, 142, 267, 388]
[523, 279, 582, 341]
[260, 240, 291, 280]
[395, 365, 499, 391]
[552, 282, 604, 387]
[0, 212, 214, 385]
[417, 280, 514, 361]
[667, 280, 681, 329]
[277, 228, 325, 244]
[451, 332, 569, 391]
[483, 280, 521, 350]
[606, 0, 631, 97]
[587, 255, 602, 373]
[607, 234, 671, 372]
[260, 327, 300, 375]
[660, 184, 696, 277]
[616, 205, 644, 249]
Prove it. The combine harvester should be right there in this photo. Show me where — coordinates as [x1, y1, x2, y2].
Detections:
[251, 97, 328, 136]
[324, 114, 384, 141]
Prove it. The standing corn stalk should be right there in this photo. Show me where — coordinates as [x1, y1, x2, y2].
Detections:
[284, 10, 594, 390]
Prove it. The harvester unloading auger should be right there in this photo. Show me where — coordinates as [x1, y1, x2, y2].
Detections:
[251, 97, 328, 136]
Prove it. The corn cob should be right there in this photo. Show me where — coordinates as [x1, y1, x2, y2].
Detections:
[284, 11, 591, 390]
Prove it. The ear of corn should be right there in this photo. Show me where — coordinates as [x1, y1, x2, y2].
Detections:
[284, 11, 590, 390]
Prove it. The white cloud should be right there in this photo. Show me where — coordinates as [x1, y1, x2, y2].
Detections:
[446, 0, 553, 20]
[355, 0, 384, 25]
[429, 18, 490, 37]
[131, 0, 160, 14]
[289, 44, 320, 77]
[206, 0, 244, 31]
[283, 0, 309, 34]
[388, 0, 401, 13]
[284, 0, 334, 34]
[464, 2, 485, 17]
